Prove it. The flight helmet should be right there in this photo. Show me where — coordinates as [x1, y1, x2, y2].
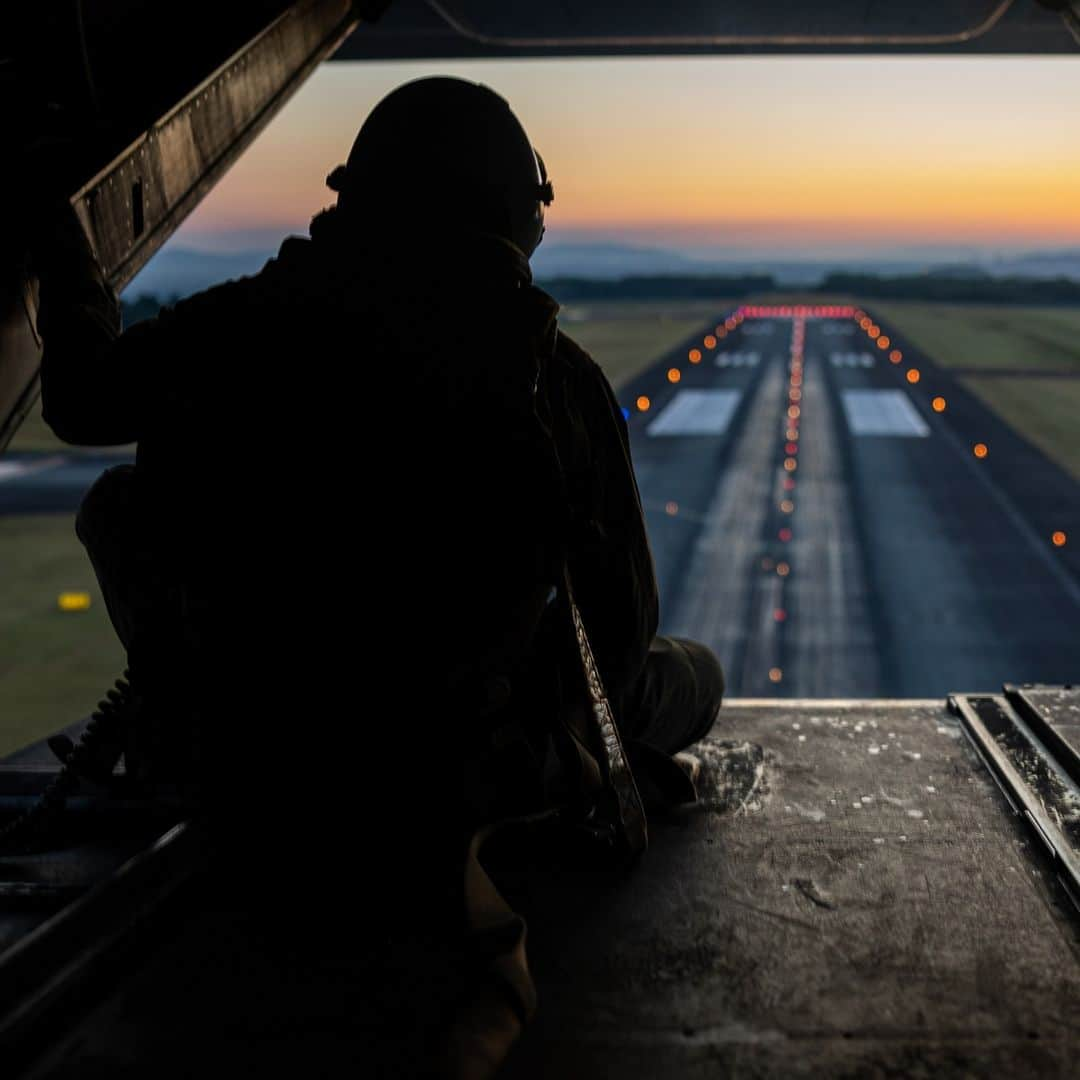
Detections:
[326, 77, 554, 258]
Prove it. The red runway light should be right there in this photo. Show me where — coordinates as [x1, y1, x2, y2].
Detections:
[779, 527, 793, 542]
[774, 608, 787, 622]
[785, 442, 798, 455]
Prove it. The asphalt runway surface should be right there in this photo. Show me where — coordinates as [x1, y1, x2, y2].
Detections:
[622, 305, 1080, 698]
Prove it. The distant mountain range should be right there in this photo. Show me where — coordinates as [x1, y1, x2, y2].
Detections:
[121, 241, 1080, 302]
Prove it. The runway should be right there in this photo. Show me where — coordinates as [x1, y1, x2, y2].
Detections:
[624, 305, 1080, 698]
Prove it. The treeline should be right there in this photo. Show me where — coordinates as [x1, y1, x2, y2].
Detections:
[121, 270, 1080, 318]
[540, 275, 776, 300]
[541, 272, 1080, 306]
[820, 272, 1080, 305]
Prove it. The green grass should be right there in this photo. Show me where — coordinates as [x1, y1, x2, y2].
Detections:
[559, 299, 729, 389]
[868, 301, 1080, 482]
[957, 376, 1080, 481]
[871, 301, 1080, 372]
[0, 514, 123, 757]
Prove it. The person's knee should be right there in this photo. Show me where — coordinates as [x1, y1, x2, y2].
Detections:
[672, 638, 725, 742]
[75, 465, 137, 553]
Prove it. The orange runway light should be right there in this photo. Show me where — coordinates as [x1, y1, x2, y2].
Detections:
[688, 349, 702, 364]
[932, 396, 947, 413]
[860, 317, 872, 330]
[665, 501, 679, 516]
[703, 335, 717, 350]
[636, 395, 651, 412]
[780, 499, 795, 514]
[877, 336, 891, 350]
[768, 667, 783, 684]
[785, 428, 799, 441]
[789, 389, 802, 403]
[974, 443, 989, 459]
[868, 327, 880, 340]
[1053, 531, 1067, 547]
[777, 562, 791, 577]
[725, 318, 738, 331]
[906, 369, 921, 384]
[889, 350, 903, 364]
[668, 368, 682, 384]
[788, 406, 801, 420]
[784, 457, 798, 472]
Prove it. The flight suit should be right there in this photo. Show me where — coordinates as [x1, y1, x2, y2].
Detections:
[36, 207, 723, 808]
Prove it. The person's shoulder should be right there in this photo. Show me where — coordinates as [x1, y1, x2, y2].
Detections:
[553, 326, 603, 377]
[158, 237, 305, 324]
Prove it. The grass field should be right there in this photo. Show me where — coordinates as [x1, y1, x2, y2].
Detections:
[955, 376, 1080, 481]
[870, 301, 1080, 481]
[0, 514, 122, 757]
[558, 299, 729, 389]
[871, 301, 1080, 372]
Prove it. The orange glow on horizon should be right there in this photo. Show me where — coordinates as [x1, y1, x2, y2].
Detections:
[160, 58, 1080, 272]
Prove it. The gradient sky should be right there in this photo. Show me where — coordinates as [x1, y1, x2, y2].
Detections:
[174, 57, 1080, 258]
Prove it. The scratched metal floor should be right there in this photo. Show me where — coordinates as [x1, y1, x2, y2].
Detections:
[501, 700, 1080, 1078]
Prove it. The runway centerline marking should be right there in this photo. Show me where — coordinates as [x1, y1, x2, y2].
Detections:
[646, 389, 743, 437]
[841, 390, 930, 437]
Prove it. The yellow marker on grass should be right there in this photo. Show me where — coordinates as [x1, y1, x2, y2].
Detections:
[57, 592, 91, 613]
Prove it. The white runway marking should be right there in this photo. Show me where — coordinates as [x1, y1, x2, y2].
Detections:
[743, 323, 775, 336]
[823, 323, 855, 336]
[842, 390, 930, 437]
[715, 351, 760, 368]
[830, 352, 876, 369]
[647, 390, 742, 437]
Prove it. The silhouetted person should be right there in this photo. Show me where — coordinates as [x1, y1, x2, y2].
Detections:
[32, 77, 723, 1075]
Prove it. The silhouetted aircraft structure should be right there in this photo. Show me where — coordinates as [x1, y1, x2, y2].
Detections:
[2, 4, 1080, 1077]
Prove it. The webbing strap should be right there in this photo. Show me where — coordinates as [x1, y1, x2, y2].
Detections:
[562, 569, 648, 856]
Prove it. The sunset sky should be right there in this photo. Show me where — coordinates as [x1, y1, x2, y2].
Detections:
[174, 57, 1080, 259]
